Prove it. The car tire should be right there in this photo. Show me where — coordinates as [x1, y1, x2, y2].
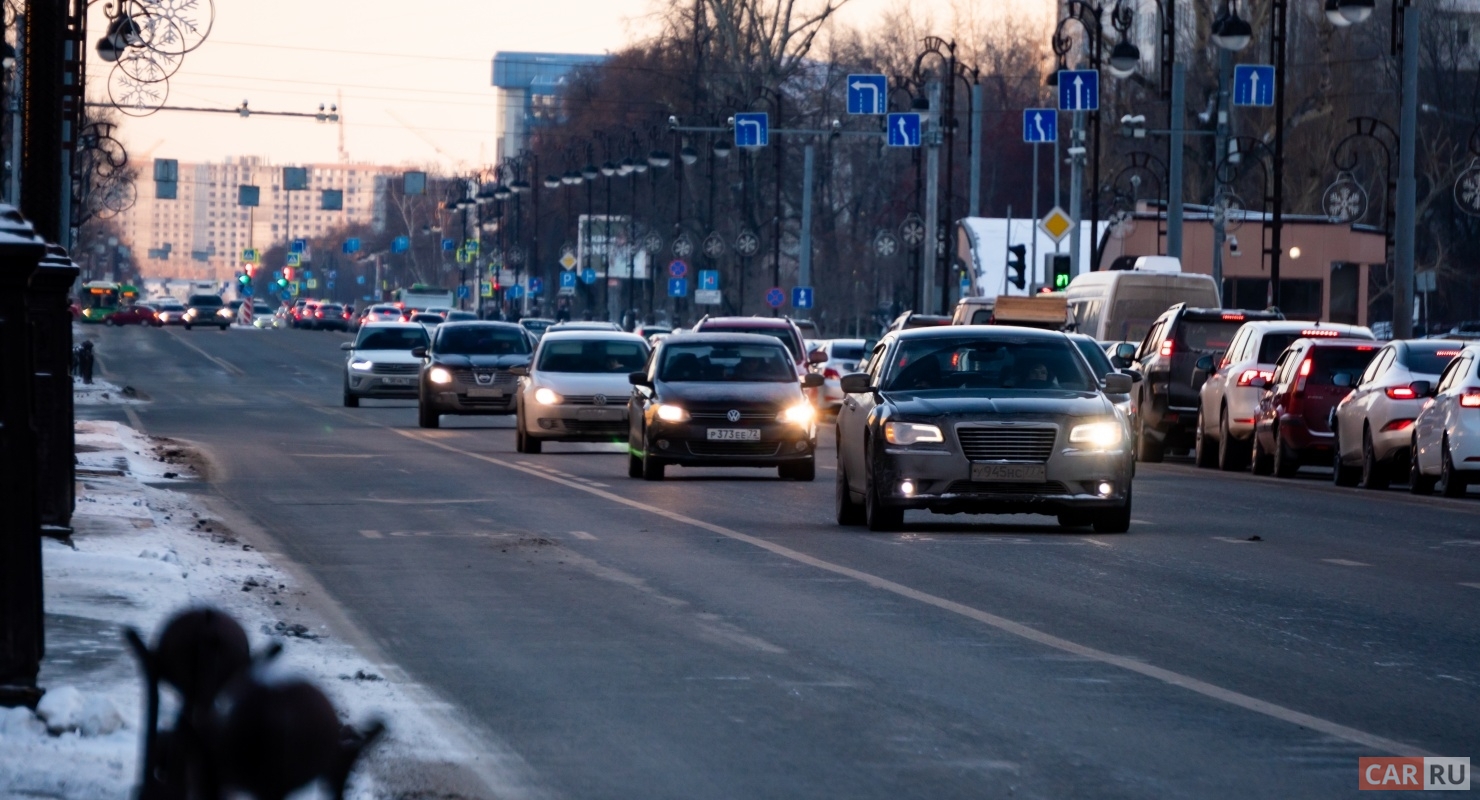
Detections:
[1360, 427, 1389, 490]
[183, 323, 192, 330]
[779, 458, 815, 481]
[103, 317, 115, 326]
[1194, 408, 1218, 468]
[1332, 429, 1360, 486]
[417, 402, 440, 429]
[1056, 512, 1092, 529]
[641, 451, 665, 481]
[1093, 489, 1132, 534]
[1441, 438, 1468, 498]
[220, 324, 229, 331]
[1135, 414, 1164, 463]
[342, 386, 359, 408]
[1410, 436, 1437, 495]
[1273, 427, 1299, 478]
[864, 474, 903, 532]
[628, 452, 643, 479]
[1218, 411, 1249, 472]
[1251, 431, 1274, 475]
[835, 463, 865, 526]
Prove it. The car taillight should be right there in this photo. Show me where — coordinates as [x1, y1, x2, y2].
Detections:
[1300, 329, 1340, 337]
[1385, 386, 1417, 400]
[1461, 390, 1480, 408]
[1236, 368, 1273, 387]
[1295, 357, 1312, 393]
[824, 368, 841, 380]
[316, 311, 324, 318]
[1159, 340, 1174, 357]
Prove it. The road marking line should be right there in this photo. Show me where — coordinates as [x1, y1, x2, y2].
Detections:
[818, 464, 837, 471]
[359, 530, 383, 539]
[163, 329, 246, 375]
[1323, 559, 1372, 567]
[123, 406, 146, 432]
[289, 453, 376, 458]
[1212, 537, 1258, 545]
[1459, 583, 1480, 590]
[1081, 537, 1111, 548]
[568, 531, 598, 541]
[587, 482, 611, 488]
[309, 405, 1433, 757]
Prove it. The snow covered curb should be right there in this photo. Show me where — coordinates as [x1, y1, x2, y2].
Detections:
[72, 377, 146, 406]
[0, 421, 503, 799]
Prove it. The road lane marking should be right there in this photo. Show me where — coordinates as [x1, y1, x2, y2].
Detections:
[568, 531, 598, 541]
[1212, 537, 1258, 545]
[124, 406, 146, 431]
[289, 453, 377, 458]
[1323, 559, 1372, 567]
[162, 329, 246, 376]
[1460, 583, 1480, 590]
[1081, 537, 1111, 548]
[587, 482, 611, 488]
[309, 406, 1433, 758]
[359, 530, 384, 539]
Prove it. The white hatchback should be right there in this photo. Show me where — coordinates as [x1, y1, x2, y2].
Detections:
[1332, 339, 1463, 489]
[341, 322, 430, 407]
[514, 330, 651, 453]
[1410, 343, 1480, 497]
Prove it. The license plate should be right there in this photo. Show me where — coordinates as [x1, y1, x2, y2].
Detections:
[970, 463, 1047, 483]
[384, 377, 413, 386]
[577, 408, 623, 421]
[707, 428, 760, 441]
[467, 387, 505, 398]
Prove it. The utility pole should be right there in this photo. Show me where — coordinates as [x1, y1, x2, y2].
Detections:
[1166, 62, 1186, 260]
[969, 82, 983, 218]
[1212, 49, 1232, 295]
[1068, 111, 1086, 277]
[798, 143, 814, 320]
[1393, 2, 1419, 339]
[922, 80, 942, 314]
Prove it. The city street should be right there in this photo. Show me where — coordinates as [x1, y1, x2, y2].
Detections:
[79, 325, 1479, 799]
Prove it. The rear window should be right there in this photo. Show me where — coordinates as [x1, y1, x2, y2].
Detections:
[1175, 319, 1243, 353]
[1308, 346, 1378, 387]
[538, 339, 648, 373]
[700, 326, 800, 360]
[1257, 332, 1303, 363]
[1404, 345, 1462, 375]
[188, 295, 222, 306]
[830, 343, 866, 360]
[356, 327, 428, 350]
[320, 305, 343, 313]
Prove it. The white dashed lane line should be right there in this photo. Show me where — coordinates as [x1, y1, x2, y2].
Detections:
[1323, 559, 1373, 567]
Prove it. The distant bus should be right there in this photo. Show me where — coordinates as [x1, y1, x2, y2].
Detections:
[78, 280, 139, 323]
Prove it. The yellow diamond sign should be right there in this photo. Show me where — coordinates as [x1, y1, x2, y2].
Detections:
[1039, 206, 1074, 243]
[559, 252, 578, 269]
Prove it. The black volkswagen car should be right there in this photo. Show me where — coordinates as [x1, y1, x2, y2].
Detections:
[835, 327, 1135, 532]
[627, 333, 824, 481]
[414, 321, 533, 428]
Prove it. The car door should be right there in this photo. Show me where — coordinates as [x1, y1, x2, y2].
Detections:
[1258, 349, 1295, 445]
[1417, 357, 1462, 472]
[1203, 328, 1246, 434]
[1339, 345, 1393, 460]
[629, 343, 660, 449]
[839, 339, 889, 491]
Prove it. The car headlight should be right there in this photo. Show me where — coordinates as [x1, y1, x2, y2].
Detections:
[350, 359, 373, 371]
[655, 403, 689, 423]
[216, 308, 232, 317]
[184, 309, 197, 318]
[534, 387, 562, 405]
[428, 366, 453, 385]
[776, 402, 815, 425]
[884, 421, 944, 445]
[1069, 420, 1124, 450]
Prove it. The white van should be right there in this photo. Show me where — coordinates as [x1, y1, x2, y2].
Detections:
[1065, 270, 1221, 343]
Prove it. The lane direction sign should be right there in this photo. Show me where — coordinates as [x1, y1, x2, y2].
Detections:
[792, 286, 813, 309]
[668, 278, 688, 297]
[846, 74, 887, 115]
[734, 112, 768, 147]
[1022, 108, 1058, 143]
[887, 113, 921, 147]
[1233, 64, 1276, 107]
[1057, 70, 1100, 112]
[580, 266, 597, 284]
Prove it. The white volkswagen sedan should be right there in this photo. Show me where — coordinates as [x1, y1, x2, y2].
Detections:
[513, 330, 651, 453]
[341, 322, 431, 407]
[1410, 343, 1480, 497]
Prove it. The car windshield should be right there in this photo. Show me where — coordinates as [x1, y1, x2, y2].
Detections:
[885, 336, 1096, 392]
[699, 326, 799, 360]
[659, 343, 797, 382]
[1308, 346, 1378, 387]
[188, 295, 222, 307]
[1176, 319, 1243, 353]
[445, 311, 479, 322]
[436, 325, 531, 355]
[538, 339, 649, 373]
[1072, 338, 1114, 379]
[522, 319, 554, 333]
[831, 342, 866, 360]
[356, 327, 429, 350]
[1405, 345, 1462, 375]
[159, 302, 184, 310]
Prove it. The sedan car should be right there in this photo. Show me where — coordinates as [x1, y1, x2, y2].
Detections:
[342, 322, 431, 407]
[514, 330, 651, 453]
[357, 305, 403, 328]
[314, 303, 351, 332]
[520, 317, 557, 339]
[1251, 338, 1378, 477]
[1410, 343, 1480, 496]
[627, 333, 823, 481]
[415, 322, 533, 428]
[835, 327, 1134, 532]
[103, 304, 159, 327]
[1332, 339, 1461, 488]
[182, 294, 233, 330]
[814, 338, 867, 410]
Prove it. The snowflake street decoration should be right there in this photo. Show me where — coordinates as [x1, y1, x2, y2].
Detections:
[671, 233, 695, 259]
[507, 246, 524, 266]
[1455, 161, 1480, 218]
[98, 0, 216, 116]
[1214, 191, 1245, 233]
[1108, 208, 1136, 240]
[642, 231, 663, 254]
[1322, 175, 1368, 223]
[734, 230, 760, 257]
[900, 213, 926, 247]
[702, 232, 725, 259]
[874, 230, 899, 258]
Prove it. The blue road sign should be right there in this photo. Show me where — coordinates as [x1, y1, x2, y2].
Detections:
[528, 277, 543, 295]
[559, 271, 577, 288]
[326, 281, 335, 290]
[669, 259, 688, 278]
[887, 113, 922, 147]
[342, 238, 361, 254]
[279, 290, 292, 302]
[734, 112, 769, 147]
[846, 74, 887, 115]
[242, 248, 258, 262]
[441, 238, 456, 251]
[1233, 64, 1276, 107]
[699, 269, 719, 291]
[291, 238, 307, 254]
[392, 235, 410, 253]
[765, 287, 785, 308]
[1057, 69, 1100, 111]
[792, 286, 814, 309]
[241, 285, 254, 297]
[509, 285, 525, 299]
[668, 278, 688, 297]
[581, 267, 598, 284]
[456, 285, 470, 298]
[1022, 108, 1058, 143]
[356, 275, 365, 285]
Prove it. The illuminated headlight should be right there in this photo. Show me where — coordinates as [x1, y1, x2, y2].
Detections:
[159, 313, 172, 321]
[899, 479, 916, 496]
[1069, 420, 1124, 450]
[184, 309, 197, 318]
[216, 308, 232, 317]
[534, 387, 563, 405]
[655, 403, 689, 423]
[884, 421, 944, 445]
[350, 359, 373, 371]
[428, 366, 454, 385]
[776, 402, 815, 425]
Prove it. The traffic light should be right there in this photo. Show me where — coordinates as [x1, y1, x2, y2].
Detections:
[284, 267, 295, 282]
[1006, 244, 1027, 290]
[1050, 254, 1072, 290]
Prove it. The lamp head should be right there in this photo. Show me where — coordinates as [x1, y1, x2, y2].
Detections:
[1338, 0, 1374, 24]
[600, 161, 617, 177]
[1211, 12, 1254, 51]
[1107, 41, 1141, 78]
[545, 175, 562, 189]
[648, 149, 672, 168]
[680, 146, 699, 166]
[712, 139, 733, 159]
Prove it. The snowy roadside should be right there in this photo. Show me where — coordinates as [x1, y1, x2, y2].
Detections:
[0, 415, 518, 799]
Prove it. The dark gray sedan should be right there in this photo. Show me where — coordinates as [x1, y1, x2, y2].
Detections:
[835, 327, 1134, 532]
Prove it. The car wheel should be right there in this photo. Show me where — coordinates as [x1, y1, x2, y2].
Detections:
[1410, 436, 1437, 495]
[1273, 427, 1299, 478]
[628, 452, 643, 479]
[342, 385, 359, 408]
[1360, 427, 1389, 490]
[1135, 414, 1164, 463]
[1332, 429, 1360, 486]
[183, 323, 191, 330]
[1194, 408, 1218, 468]
[641, 450, 665, 481]
[1441, 438, 1468, 498]
[835, 463, 865, 526]
[1251, 431, 1274, 475]
[1093, 488, 1132, 534]
[103, 317, 115, 326]
[417, 401, 440, 429]
[779, 458, 815, 481]
[1056, 512, 1092, 529]
[220, 324, 229, 331]
[1218, 410, 1249, 472]
[864, 473, 903, 532]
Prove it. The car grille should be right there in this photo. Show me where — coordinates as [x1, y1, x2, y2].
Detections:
[689, 409, 776, 423]
[956, 426, 1058, 463]
[945, 480, 1068, 496]
[450, 368, 518, 389]
[370, 363, 419, 375]
[457, 396, 515, 408]
[560, 395, 623, 406]
[538, 419, 627, 434]
[686, 441, 781, 457]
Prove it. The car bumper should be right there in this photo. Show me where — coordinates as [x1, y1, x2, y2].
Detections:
[1222, 387, 1262, 439]
[1450, 414, 1480, 471]
[644, 419, 816, 467]
[1370, 420, 1418, 463]
[525, 404, 629, 441]
[427, 390, 516, 415]
[348, 373, 420, 398]
[872, 447, 1133, 516]
[1278, 416, 1333, 454]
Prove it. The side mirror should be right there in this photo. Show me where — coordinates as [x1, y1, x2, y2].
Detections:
[1195, 354, 1214, 372]
[410, 346, 427, 359]
[509, 365, 529, 377]
[839, 373, 875, 394]
[1122, 368, 1143, 383]
[1114, 342, 1137, 361]
[339, 341, 354, 351]
[1332, 372, 1353, 388]
[628, 371, 652, 386]
[808, 348, 829, 364]
[1110, 355, 1131, 369]
[801, 373, 824, 388]
[1102, 373, 1133, 395]
[1410, 380, 1433, 398]
[1248, 376, 1268, 389]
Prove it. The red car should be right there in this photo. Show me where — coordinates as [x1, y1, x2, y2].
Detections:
[103, 304, 160, 327]
[1251, 338, 1379, 477]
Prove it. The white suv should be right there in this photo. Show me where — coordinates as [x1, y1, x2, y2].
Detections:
[1410, 343, 1480, 496]
[513, 330, 651, 453]
[1332, 339, 1464, 489]
[342, 322, 430, 407]
[1194, 320, 1372, 470]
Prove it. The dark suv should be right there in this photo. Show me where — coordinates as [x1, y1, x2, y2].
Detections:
[1130, 304, 1282, 461]
[1252, 338, 1379, 477]
[183, 294, 232, 330]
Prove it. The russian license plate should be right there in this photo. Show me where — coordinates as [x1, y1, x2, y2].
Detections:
[970, 463, 1047, 483]
[467, 387, 505, 398]
[577, 408, 623, 421]
[384, 377, 413, 386]
[707, 428, 760, 441]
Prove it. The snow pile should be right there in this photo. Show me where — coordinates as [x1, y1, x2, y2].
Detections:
[76, 419, 189, 481]
[73, 377, 146, 406]
[35, 686, 125, 736]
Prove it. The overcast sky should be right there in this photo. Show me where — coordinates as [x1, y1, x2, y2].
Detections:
[88, 0, 1050, 171]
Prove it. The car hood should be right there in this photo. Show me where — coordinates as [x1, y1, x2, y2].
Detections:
[350, 349, 423, 364]
[535, 372, 639, 395]
[883, 390, 1115, 420]
[431, 353, 532, 369]
[656, 380, 803, 409]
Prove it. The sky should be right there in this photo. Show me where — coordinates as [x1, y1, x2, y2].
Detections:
[88, 0, 1051, 172]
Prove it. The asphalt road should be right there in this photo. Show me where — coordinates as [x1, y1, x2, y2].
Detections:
[78, 324, 1480, 799]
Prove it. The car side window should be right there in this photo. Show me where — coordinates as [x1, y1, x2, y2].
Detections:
[1358, 347, 1392, 387]
[1224, 330, 1247, 366]
[1271, 349, 1295, 387]
[1137, 319, 1164, 361]
[866, 342, 890, 384]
